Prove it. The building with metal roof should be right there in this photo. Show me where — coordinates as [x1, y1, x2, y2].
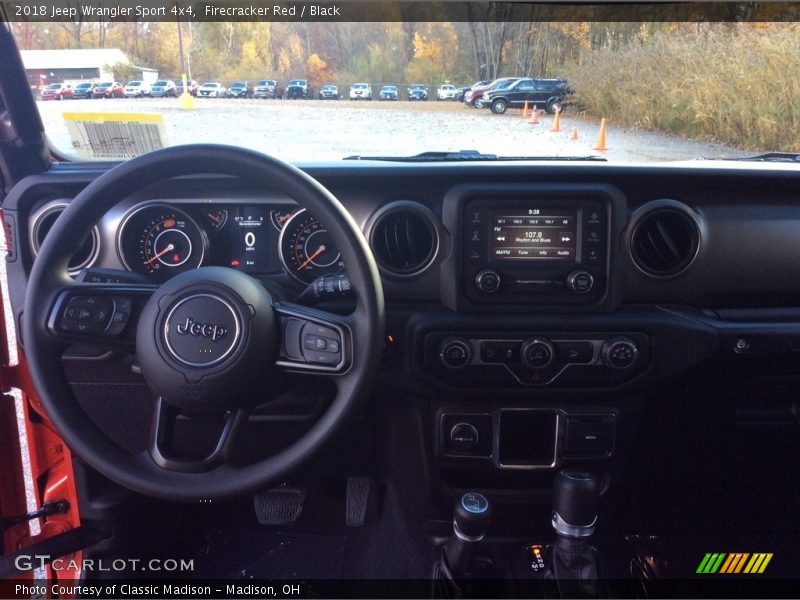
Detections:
[20, 48, 157, 87]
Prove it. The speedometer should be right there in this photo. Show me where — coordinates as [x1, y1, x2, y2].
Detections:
[118, 204, 207, 282]
[279, 209, 345, 284]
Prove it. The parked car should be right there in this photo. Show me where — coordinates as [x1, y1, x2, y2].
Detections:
[379, 85, 398, 101]
[460, 79, 490, 104]
[149, 80, 177, 98]
[349, 83, 373, 100]
[453, 85, 471, 101]
[40, 82, 73, 100]
[285, 79, 312, 99]
[253, 79, 281, 99]
[227, 81, 251, 98]
[71, 82, 95, 99]
[465, 77, 520, 108]
[482, 77, 573, 114]
[407, 84, 428, 101]
[437, 84, 457, 100]
[318, 84, 339, 100]
[197, 82, 227, 97]
[175, 79, 198, 96]
[91, 82, 123, 99]
[123, 80, 151, 98]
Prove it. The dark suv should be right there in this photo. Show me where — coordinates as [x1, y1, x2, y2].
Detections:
[285, 79, 312, 99]
[482, 77, 572, 114]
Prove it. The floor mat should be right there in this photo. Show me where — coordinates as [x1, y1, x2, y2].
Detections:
[199, 530, 347, 579]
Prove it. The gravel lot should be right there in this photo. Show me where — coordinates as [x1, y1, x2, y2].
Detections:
[37, 97, 751, 163]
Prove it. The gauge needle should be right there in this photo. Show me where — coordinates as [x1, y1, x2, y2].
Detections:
[144, 243, 175, 266]
[208, 213, 221, 224]
[298, 245, 325, 270]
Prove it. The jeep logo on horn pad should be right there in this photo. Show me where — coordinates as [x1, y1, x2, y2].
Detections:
[163, 293, 241, 367]
[176, 316, 227, 342]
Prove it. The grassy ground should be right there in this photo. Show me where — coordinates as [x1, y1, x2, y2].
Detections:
[565, 24, 800, 153]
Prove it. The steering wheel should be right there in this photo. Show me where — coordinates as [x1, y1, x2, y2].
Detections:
[22, 145, 385, 501]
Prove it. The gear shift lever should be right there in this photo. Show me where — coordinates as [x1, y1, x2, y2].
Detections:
[442, 492, 492, 576]
[545, 470, 602, 597]
[551, 470, 600, 538]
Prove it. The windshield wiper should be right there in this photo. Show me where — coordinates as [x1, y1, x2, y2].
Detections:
[343, 150, 607, 162]
[720, 152, 800, 163]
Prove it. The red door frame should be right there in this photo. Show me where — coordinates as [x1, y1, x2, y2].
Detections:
[0, 208, 83, 592]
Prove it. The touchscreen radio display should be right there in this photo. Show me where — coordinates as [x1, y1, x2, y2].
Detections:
[490, 209, 577, 260]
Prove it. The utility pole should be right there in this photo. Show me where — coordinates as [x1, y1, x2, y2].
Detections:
[176, 0, 194, 109]
[176, 1, 187, 77]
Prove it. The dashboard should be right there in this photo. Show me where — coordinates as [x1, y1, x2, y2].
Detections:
[6, 160, 800, 482]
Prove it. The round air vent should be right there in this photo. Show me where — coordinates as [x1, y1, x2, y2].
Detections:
[629, 202, 700, 278]
[31, 204, 99, 274]
[368, 202, 439, 277]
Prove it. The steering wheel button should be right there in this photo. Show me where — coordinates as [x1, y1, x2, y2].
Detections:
[326, 339, 340, 353]
[282, 318, 305, 360]
[303, 350, 339, 365]
[78, 308, 92, 321]
[303, 334, 328, 351]
[304, 323, 339, 341]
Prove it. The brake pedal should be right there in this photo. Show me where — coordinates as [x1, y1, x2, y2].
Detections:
[253, 486, 306, 525]
[345, 476, 371, 527]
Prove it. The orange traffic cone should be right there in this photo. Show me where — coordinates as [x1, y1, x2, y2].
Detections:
[530, 105, 540, 125]
[594, 118, 609, 151]
[522, 101, 529, 118]
[550, 107, 561, 132]
[569, 126, 579, 140]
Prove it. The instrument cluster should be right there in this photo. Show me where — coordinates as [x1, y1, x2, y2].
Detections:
[115, 202, 344, 284]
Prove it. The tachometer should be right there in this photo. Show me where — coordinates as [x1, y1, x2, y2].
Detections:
[118, 204, 207, 281]
[279, 209, 345, 284]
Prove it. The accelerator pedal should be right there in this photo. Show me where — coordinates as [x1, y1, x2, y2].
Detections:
[253, 486, 306, 525]
[345, 476, 371, 527]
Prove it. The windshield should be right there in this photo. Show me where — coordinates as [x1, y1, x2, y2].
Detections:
[18, 9, 794, 162]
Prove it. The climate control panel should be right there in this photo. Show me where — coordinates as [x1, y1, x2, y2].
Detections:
[428, 332, 648, 388]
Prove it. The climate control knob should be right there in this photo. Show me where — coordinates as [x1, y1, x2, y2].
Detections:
[566, 270, 594, 294]
[601, 337, 639, 369]
[520, 337, 555, 369]
[475, 269, 501, 293]
[439, 338, 472, 369]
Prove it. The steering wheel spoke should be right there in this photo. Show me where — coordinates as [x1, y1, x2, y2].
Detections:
[46, 282, 156, 350]
[148, 397, 248, 473]
[273, 302, 352, 375]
